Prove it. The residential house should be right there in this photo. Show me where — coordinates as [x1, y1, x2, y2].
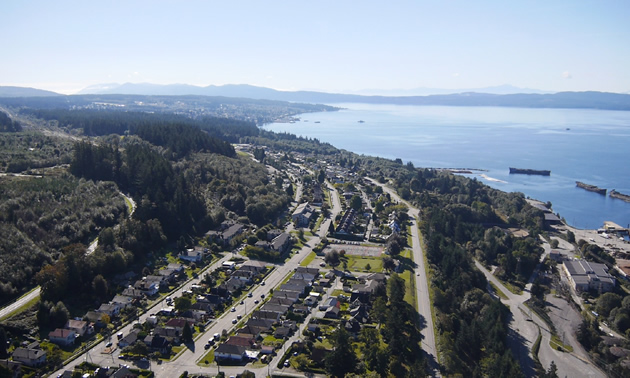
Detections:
[111, 295, 135, 309]
[121, 287, 145, 299]
[324, 306, 340, 319]
[153, 327, 181, 344]
[84, 311, 107, 328]
[251, 310, 281, 323]
[143, 335, 170, 354]
[293, 272, 317, 282]
[157, 268, 178, 282]
[117, 329, 140, 348]
[265, 297, 294, 308]
[270, 233, 292, 254]
[222, 223, 245, 244]
[244, 318, 275, 332]
[49, 328, 76, 347]
[279, 283, 306, 296]
[97, 303, 121, 317]
[239, 260, 267, 274]
[179, 247, 206, 263]
[167, 263, 185, 272]
[319, 297, 338, 311]
[225, 335, 256, 349]
[292, 202, 314, 227]
[224, 277, 246, 293]
[260, 303, 290, 315]
[231, 270, 254, 283]
[214, 344, 247, 361]
[65, 319, 92, 337]
[110, 366, 138, 378]
[133, 280, 159, 296]
[165, 318, 193, 333]
[274, 326, 292, 339]
[237, 325, 267, 339]
[272, 290, 300, 303]
[12, 347, 46, 367]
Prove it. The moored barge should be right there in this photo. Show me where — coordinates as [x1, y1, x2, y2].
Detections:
[576, 181, 607, 195]
[509, 167, 551, 176]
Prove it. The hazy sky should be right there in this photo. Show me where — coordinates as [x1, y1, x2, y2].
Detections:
[1, 0, 629, 94]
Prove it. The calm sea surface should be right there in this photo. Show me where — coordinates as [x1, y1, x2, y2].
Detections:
[263, 103, 630, 230]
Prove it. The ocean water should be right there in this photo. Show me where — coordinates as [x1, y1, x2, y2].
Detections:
[263, 103, 630, 230]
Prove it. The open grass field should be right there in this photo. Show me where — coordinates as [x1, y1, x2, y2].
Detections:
[323, 243, 384, 257]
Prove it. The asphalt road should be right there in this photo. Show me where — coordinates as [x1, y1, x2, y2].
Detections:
[51, 179, 341, 378]
[0, 287, 41, 320]
[367, 178, 440, 376]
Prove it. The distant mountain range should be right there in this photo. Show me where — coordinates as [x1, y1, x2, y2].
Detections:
[2, 83, 630, 111]
[76, 83, 630, 110]
[0, 86, 62, 97]
[78, 83, 552, 96]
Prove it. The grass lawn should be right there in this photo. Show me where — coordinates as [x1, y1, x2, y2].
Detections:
[300, 251, 317, 267]
[331, 289, 346, 297]
[262, 334, 285, 347]
[345, 255, 383, 273]
[314, 339, 333, 350]
[312, 214, 325, 233]
[197, 348, 215, 366]
[399, 269, 417, 307]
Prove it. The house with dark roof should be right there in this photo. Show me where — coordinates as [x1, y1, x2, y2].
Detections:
[122, 287, 145, 299]
[214, 344, 247, 361]
[272, 290, 300, 303]
[260, 303, 290, 315]
[251, 310, 282, 323]
[111, 295, 135, 309]
[563, 259, 616, 292]
[292, 202, 314, 227]
[244, 318, 275, 332]
[296, 267, 319, 275]
[110, 366, 138, 378]
[117, 329, 140, 348]
[133, 280, 159, 296]
[274, 326, 292, 339]
[239, 260, 267, 274]
[143, 335, 170, 354]
[12, 347, 46, 367]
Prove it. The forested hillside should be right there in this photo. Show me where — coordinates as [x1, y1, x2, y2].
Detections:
[0, 176, 126, 302]
[0, 107, 290, 306]
[0, 111, 21, 132]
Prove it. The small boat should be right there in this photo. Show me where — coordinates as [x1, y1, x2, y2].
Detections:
[358, 120, 365, 123]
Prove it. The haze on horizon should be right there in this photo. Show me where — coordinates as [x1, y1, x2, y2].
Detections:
[1, 0, 628, 95]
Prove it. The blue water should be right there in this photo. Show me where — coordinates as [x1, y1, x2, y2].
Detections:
[263, 103, 630, 230]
